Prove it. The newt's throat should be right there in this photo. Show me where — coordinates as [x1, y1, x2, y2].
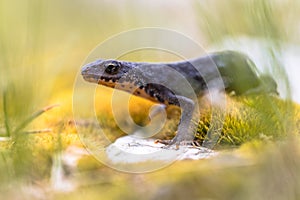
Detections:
[98, 78, 165, 104]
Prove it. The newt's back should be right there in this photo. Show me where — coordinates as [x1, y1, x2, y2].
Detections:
[166, 51, 274, 96]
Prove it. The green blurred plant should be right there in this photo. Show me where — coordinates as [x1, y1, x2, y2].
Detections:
[0, 0, 51, 186]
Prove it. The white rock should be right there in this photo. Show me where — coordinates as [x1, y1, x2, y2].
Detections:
[106, 135, 217, 164]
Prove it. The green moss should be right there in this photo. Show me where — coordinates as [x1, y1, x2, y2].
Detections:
[194, 95, 297, 147]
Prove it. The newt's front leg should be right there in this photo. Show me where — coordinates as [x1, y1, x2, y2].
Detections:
[168, 95, 196, 145]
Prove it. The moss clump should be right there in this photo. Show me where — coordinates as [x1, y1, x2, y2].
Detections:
[194, 94, 297, 147]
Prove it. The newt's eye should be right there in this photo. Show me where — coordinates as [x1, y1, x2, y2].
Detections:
[104, 61, 121, 75]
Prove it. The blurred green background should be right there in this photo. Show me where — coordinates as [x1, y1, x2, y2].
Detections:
[1, 0, 300, 199]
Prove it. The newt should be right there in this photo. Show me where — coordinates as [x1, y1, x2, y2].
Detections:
[81, 51, 278, 145]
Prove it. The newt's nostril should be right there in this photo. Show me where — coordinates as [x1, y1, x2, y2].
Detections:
[81, 65, 90, 75]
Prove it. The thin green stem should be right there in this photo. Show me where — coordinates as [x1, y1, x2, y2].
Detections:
[3, 90, 10, 137]
[13, 104, 59, 134]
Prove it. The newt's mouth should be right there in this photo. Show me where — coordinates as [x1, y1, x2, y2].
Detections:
[97, 78, 117, 87]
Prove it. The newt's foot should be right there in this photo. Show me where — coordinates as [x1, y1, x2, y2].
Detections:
[155, 139, 201, 149]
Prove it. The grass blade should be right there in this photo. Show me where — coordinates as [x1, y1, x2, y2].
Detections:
[13, 104, 59, 134]
[3, 90, 10, 137]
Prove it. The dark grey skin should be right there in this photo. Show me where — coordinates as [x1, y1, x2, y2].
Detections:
[81, 51, 278, 145]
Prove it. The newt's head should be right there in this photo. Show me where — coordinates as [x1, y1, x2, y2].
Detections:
[81, 59, 134, 87]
